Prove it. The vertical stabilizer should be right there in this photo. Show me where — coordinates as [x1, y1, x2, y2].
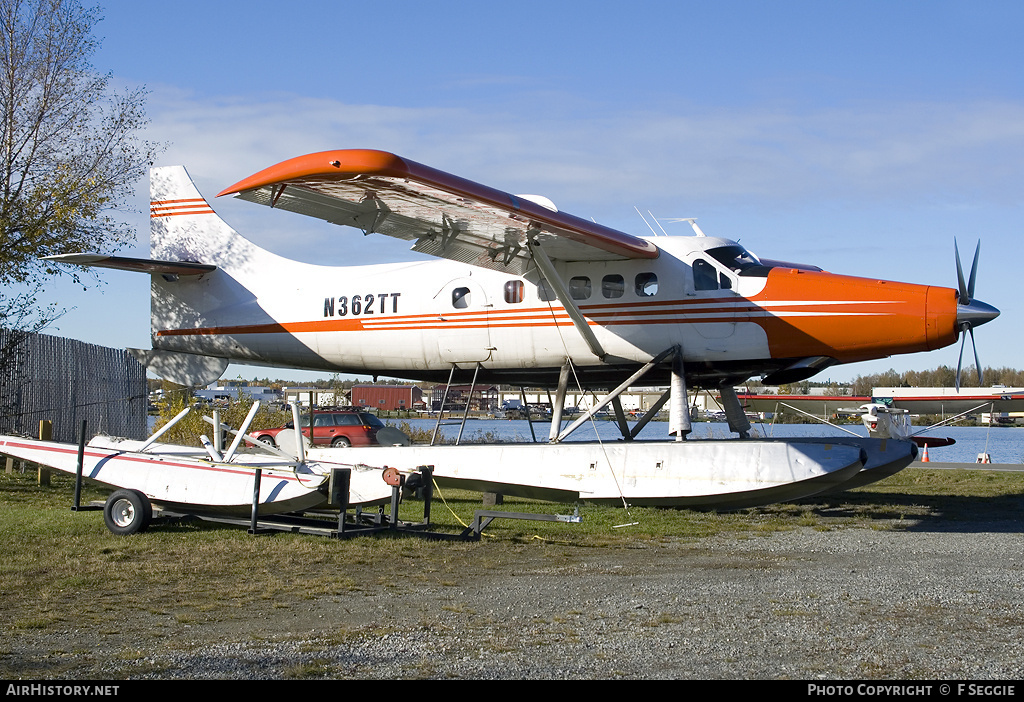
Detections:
[147, 166, 327, 381]
[150, 166, 260, 269]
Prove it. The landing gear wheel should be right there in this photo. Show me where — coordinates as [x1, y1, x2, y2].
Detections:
[331, 436, 351, 448]
[103, 489, 153, 535]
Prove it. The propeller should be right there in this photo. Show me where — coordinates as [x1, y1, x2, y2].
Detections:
[953, 240, 1000, 390]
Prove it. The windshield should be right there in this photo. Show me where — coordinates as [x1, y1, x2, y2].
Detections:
[705, 245, 771, 277]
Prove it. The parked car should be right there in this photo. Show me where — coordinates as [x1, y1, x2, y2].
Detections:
[250, 408, 386, 448]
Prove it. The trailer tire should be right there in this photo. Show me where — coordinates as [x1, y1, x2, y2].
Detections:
[103, 489, 153, 535]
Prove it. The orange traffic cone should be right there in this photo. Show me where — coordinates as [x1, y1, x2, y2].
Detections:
[921, 444, 929, 462]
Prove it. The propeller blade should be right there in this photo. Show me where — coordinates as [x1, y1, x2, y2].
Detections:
[956, 326, 966, 391]
[971, 326, 983, 387]
[955, 240, 968, 302]
[968, 241, 980, 302]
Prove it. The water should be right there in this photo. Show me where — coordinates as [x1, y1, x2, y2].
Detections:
[148, 412, 1024, 464]
[391, 417, 1024, 465]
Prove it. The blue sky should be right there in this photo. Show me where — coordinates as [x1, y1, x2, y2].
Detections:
[33, 0, 1024, 385]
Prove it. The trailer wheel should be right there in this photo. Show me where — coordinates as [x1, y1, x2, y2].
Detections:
[103, 489, 152, 535]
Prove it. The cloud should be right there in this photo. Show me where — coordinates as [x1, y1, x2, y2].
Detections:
[145, 87, 1024, 216]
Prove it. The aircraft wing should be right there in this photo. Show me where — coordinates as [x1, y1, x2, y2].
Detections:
[886, 393, 1024, 414]
[734, 394, 872, 417]
[217, 149, 659, 275]
[739, 392, 1024, 416]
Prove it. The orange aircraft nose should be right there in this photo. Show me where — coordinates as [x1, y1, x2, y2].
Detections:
[925, 284, 960, 352]
[760, 270, 964, 364]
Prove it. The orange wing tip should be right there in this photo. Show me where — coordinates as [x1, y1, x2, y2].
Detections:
[217, 149, 660, 260]
[216, 149, 408, 197]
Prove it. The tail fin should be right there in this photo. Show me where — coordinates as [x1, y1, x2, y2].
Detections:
[150, 165, 301, 277]
[147, 166, 324, 384]
[151, 166, 256, 268]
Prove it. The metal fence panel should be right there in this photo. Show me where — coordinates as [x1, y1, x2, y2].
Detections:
[0, 329, 147, 442]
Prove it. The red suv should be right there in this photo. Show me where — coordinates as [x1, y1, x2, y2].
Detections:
[251, 409, 386, 448]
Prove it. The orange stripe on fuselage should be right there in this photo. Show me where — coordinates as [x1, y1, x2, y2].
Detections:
[155, 269, 961, 365]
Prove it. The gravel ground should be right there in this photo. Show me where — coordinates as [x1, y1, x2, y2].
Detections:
[8, 520, 1024, 680]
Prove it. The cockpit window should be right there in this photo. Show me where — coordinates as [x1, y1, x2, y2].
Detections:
[693, 259, 718, 291]
[705, 245, 772, 277]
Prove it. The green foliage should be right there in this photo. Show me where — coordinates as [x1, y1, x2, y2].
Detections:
[848, 364, 1016, 396]
[153, 386, 290, 447]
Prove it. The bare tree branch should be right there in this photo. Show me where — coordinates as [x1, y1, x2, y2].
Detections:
[0, 0, 160, 345]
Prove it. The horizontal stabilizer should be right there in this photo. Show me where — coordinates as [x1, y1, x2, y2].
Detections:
[44, 253, 216, 276]
[129, 348, 228, 386]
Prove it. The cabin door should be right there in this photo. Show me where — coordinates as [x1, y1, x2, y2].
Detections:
[434, 278, 492, 364]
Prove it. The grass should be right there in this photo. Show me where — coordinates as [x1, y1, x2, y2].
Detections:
[0, 466, 1022, 644]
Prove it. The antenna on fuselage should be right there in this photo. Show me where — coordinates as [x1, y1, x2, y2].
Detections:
[634, 207, 660, 236]
[663, 217, 706, 236]
[649, 211, 670, 236]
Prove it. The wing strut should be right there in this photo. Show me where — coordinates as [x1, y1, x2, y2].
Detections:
[527, 238, 607, 362]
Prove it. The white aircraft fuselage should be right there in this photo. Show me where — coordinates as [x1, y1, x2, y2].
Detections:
[55, 153, 998, 390]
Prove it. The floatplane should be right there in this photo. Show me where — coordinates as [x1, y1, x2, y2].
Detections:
[0, 149, 1001, 533]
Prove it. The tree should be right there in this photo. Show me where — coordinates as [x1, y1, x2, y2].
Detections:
[0, 0, 159, 340]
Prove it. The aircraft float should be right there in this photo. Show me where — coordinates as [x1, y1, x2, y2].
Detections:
[0, 149, 1001, 533]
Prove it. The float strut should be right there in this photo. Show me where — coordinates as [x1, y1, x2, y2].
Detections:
[548, 361, 571, 442]
[71, 420, 101, 512]
[669, 347, 691, 441]
[720, 385, 752, 438]
[249, 468, 266, 534]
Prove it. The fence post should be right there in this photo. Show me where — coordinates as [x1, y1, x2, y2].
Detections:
[38, 420, 52, 486]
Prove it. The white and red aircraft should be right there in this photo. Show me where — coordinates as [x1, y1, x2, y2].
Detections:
[19, 149, 1000, 517]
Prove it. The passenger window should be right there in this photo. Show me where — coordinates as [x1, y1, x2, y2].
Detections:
[720, 273, 732, 290]
[635, 272, 658, 297]
[602, 274, 624, 299]
[569, 276, 591, 300]
[452, 286, 471, 309]
[504, 280, 524, 304]
[693, 259, 718, 291]
[537, 278, 556, 301]
[313, 415, 335, 427]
